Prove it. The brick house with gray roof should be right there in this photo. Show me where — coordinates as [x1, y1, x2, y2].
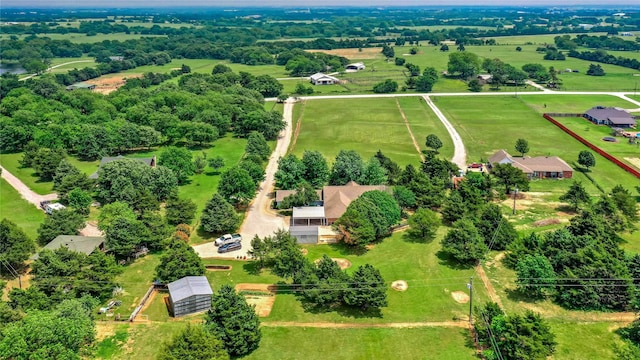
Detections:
[488, 150, 573, 180]
[584, 106, 636, 128]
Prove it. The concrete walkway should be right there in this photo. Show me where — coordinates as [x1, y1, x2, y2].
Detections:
[422, 96, 467, 170]
[193, 98, 295, 258]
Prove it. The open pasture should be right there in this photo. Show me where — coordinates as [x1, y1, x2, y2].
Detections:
[289, 98, 423, 166]
[0, 177, 45, 239]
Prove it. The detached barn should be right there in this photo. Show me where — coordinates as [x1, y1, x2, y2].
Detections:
[167, 276, 213, 317]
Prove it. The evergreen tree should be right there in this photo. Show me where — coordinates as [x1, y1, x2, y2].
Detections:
[158, 324, 229, 360]
[441, 218, 488, 264]
[200, 193, 240, 234]
[0, 219, 35, 273]
[165, 194, 197, 226]
[204, 285, 261, 357]
[302, 150, 330, 188]
[156, 241, 205, 283]
[343, 264, 388, 311]
[245, 131, 271, 161]
[559, 181, 591, 211]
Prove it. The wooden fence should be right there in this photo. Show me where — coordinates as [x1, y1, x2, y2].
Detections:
[543, 114, 640, 180]
[128, 285, 156, 322]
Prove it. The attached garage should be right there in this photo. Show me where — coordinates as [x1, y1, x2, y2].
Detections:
[168, 276, 213, 317]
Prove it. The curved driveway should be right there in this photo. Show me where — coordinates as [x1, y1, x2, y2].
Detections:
[193, 99, 294, 258]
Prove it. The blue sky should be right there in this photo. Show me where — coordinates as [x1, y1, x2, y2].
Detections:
[2, 0, 638, 8]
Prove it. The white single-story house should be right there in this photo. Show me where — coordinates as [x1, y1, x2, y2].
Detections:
[310, 73, 339, 85]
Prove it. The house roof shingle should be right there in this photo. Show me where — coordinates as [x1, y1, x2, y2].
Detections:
[323, 181, 387, 219]
[488, 150, 573, 174]
[585, 107, 635, 126]
[89, 155, 156, 179]
[32, 235, 104, 260]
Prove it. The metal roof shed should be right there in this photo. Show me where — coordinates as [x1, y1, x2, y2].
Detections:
[168, 276, 213, 317]
[292, 206, 326, 226]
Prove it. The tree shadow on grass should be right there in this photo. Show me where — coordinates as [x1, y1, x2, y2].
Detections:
[326, 242, 367, 256]
[435, 250, 475, 270]
[554, 204, 577, 214]
[195, 226, 215, 243]
[402, 231, 435, 244]
[300, 300, 383, 319]
[242, 261, 262, 276]
[504, 287, 547, 304]
[204, 170, 222, 176]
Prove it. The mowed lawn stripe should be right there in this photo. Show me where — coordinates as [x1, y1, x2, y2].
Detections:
[291, 98, 421, 166]
[0, 177, 45, 240]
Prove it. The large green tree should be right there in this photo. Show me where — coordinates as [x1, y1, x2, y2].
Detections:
[159, 147, 195, 185]
[516, 254, 556, 298]
[491, 163, 530, 194]
[329, 150, 365, 185]
[514, 138, 530, 157]
[104, 216, 149, 258]
[407, 208, 440, 242]
[425, 134, 443, 153]
[475, 204, 518, 251]
[343, 264, 388, 311]
[245, 131, 271, 161]
[441, 218, 488, 264]
[156, 240, 205, 283]
[0, 299, 96, 360]
[158, 324, 229, 360]
[302, 150, 330, 188]
[559, 181, 591, 211]
[0, 219, 35, 273]
[165, 194, 197, 226]
[204, 285, 261, 357]
[447, 52, 481, 78]
[200, 193, 240, 234]
[218, 166, 257, 205]
[275, 154, 306, 189]
[577, 150, 596, 170]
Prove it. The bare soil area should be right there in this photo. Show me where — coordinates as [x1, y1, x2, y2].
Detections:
[235, 283, 277, 317]
[624, 157, 640, 170]
[95, 322, 118, 341]
[391, 280, 408, 292]
[306, 47, 383, 59]
[451, 291, 470, 304]
[92, 74, 141, 95]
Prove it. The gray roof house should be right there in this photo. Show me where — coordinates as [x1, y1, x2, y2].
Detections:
[89, 155, 156, 179]
[584, 107, 636, 128]
[32, 235, 105, 260]
[168, 276, 213, 317]
[310, 72, 339, 85]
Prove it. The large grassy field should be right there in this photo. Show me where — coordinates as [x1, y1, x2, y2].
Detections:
[0, 177, 45, 239]
[246, 327, 476, 360]
[290, 97, 432, 166]
[435, 95, 640, 192]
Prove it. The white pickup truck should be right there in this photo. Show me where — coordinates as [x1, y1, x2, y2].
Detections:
[214, 233, 242, 246]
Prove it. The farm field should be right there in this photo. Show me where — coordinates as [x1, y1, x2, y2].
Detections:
[518, 94, 637, 114]
[434, 95, 640, 191]
[482, 33, 610, 45]
[289, 98, 425, 166]
[0, 177, 45, 239]
[397, 96, 454, 160]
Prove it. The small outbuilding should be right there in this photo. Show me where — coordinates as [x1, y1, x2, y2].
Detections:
[345, 62, 366, 71]
[66, 82, 96, 91]
[32, 235, 105, 260]
[310, 72, 339, 85]
[168, 276, 213, 317]
[89, 155, 157, 179]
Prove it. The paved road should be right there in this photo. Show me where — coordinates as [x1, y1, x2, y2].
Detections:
[423, 95, 467, 169]
[0, 165, 102, 236]
[20, 60, 95, 81]
[193, 98, 295, 258]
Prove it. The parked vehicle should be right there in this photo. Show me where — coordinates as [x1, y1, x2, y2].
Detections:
[214, 233, 242, 246]
[218, 242, 242, 253]
[43, 202, 66, 215]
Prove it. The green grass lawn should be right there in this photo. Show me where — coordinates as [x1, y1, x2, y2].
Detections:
[0, 177, 45, 239]
[108, 255, 161, 317]
[290, 98, 424, 166]
[519, 94, 637, 114]
[0, 153, 54, 195]
[551, 320, 620, 360]
[246, 327, 476, 360]
[435, 95, 640, 192]
[397, 96, 454, 160]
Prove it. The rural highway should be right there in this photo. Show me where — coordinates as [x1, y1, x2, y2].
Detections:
[193, 98, 294, 258]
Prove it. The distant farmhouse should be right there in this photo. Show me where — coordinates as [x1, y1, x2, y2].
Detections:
[310, 72, 339, 85]
[89, 155, 157, 179]
[167, 276, 213, 317]
[488, 150, 573, 180]
[277, 181, 388, 243]
[584, 106, 636, 128]
[66, 82, 96, 91]
[345, 62, 366, 71]
[32, 235, 105, 260]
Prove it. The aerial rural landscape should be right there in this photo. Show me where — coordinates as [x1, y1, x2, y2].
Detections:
[2, 2, 640, 359]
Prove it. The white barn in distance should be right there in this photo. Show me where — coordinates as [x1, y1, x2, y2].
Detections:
[345, 62, 366, 71]
[310, 72, 339, 85]
[167, 276, 213, 317]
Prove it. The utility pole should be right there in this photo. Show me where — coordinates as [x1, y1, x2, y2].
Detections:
[512, 184, 519, 215]
[467, 277, 473, 323]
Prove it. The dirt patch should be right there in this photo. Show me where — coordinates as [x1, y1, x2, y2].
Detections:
[300, 248, 308, 256]
[91, 74, 142, 95]
[306, 47, 383, 59]
[235, 283, 276, 317]
[391, 280, 408, 292]
[95, 322, 118, 341]
[451, 291, 470, 304]
[314, 257, 351, 270]
[624, 157, 640, 170]
[485, 252, 505, 267]
[532, 218, 561, 227]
